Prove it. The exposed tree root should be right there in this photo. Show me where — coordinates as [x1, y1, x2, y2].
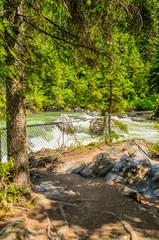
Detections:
[104, 211, 138, 240]
[59, 205, 69, 226]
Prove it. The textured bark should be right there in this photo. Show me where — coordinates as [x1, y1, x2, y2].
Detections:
[4, 0, 29, 187]
[108, 79, 112, 135]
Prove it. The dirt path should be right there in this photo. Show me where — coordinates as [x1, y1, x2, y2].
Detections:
[0, 144, 159, 240]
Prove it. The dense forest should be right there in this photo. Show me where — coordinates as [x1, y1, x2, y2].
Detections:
[0, 0, 159, 118]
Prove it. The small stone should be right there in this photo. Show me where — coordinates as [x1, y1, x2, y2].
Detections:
[120, 235, 130, 240]
[41, 181, 54, 185]
[122, 187, 141, 203]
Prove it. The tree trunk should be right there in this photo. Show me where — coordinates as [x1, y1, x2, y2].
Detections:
[4, 0, 29, 187]
[108, 79, 112, 135]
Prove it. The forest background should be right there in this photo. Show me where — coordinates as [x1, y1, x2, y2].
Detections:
[0, 0, 159, 118]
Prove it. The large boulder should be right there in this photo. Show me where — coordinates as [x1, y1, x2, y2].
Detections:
[80, 152, 115, 177]
[89, 118, 104, 135]
[127, 110, 137, 117]
[60, 139, 159, 199]
[54, 119, 75, 133]
[105, 140, 159, 197]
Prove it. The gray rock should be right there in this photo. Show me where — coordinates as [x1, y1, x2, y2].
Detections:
[54, 119, 75, 133]
[131, 117, 145, 122]
[153, 189, 159, 198]
[45, 189, 76, 199]
[127, 110, 137, 117]
[33, 181, 78, 199]
[122, 186, 141, 203]
[60, 159, 86, 173]
[80, 152, 115, 177]
[89, 119, 104, 135]
[113, 154, 130, 173]
[41, 181, 54, 185]
[117, 113, 127, 118]
[114, 176, 122, 183]
[105, 172, 117, 182]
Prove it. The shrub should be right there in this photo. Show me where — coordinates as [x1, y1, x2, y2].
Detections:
[0, 159, 24, 205]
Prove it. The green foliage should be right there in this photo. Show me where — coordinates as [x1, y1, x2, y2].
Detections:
[108, 132, 125, 143]
[154, 142, 159, 151]
[0, 159, 25, 204]
[0, 0, 159, 116]
[107, 118, 128, 143]
[154, 122, 159, 129]
[132, 93, 159, 111]
[0, 88, 6, 120]
[112, 119, 128, 134]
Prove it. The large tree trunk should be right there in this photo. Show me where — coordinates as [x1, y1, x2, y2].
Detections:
[4, 0, 29, 187]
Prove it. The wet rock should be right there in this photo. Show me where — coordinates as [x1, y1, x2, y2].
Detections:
[122, 186, 141, 203]
[89, 118, 104, 135]
[54, 119, 75, 133]
[117, 113, 127, 118]
[127, 111, 137, 117]
[130, 117, 145, 122]
[80, 152, 115, 177]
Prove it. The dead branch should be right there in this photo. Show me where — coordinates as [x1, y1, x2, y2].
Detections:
[11, 206, 29, 212]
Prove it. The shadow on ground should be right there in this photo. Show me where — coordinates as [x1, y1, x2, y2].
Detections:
[27, 168, 159, 240]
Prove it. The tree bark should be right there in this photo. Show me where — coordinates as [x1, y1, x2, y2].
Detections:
[108, 79, 112, 135]
[4, 0, 29, 187]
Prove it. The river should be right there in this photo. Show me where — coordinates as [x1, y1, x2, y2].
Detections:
[0, 112, 158, 162]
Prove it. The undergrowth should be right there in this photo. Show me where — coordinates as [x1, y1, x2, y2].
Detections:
[0, 159, 25, 206]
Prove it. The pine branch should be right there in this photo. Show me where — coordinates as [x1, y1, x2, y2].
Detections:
[23, 17, 104, 54]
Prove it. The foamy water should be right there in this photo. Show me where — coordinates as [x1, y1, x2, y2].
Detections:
[1, 113, 158, 162]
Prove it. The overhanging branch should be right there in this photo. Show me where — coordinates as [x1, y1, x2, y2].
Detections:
[23, 17, 104, 54]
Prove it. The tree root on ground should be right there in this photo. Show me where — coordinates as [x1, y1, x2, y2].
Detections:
[103, 211, 138, 240]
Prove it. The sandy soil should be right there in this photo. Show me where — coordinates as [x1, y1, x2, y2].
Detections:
[0, 144, 159, 240]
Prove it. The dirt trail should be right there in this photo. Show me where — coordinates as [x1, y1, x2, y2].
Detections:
[0, 144, 159, 240]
